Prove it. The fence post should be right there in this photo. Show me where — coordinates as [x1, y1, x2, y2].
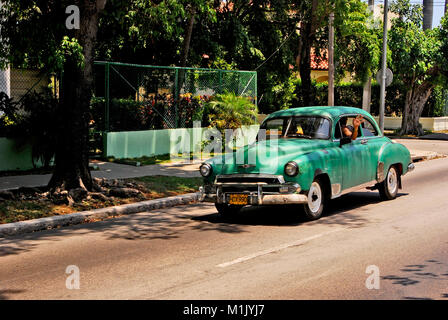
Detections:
[254, 72, 258, 107]
[218, 70, 223, 94]
[175, 68, 179, 128]
[103, 62, 110, 157]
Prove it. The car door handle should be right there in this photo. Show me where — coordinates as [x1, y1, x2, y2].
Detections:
[361, 139, 368, 145]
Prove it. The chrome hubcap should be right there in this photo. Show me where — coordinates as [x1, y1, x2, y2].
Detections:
[308, 182, 322, 214]
[387, 167, 398, 195]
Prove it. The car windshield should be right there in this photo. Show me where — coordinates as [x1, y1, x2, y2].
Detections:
[259, 116, 331, 140]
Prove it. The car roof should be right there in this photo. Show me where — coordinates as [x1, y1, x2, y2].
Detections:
[265, 106, 373, 121]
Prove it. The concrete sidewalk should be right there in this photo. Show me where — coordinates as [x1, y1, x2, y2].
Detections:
[0, 160, 201, 191]
[0, 143, 445, 191]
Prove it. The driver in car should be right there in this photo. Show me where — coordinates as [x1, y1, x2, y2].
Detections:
[341, 115, 365, 140]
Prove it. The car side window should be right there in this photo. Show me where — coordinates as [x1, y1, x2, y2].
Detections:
[335, 116, 361, 139]
[361, 119, 379, 137]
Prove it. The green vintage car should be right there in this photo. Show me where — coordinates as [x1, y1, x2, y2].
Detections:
[198, 106, 414, 220]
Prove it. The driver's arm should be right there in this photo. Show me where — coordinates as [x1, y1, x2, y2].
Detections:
[351, 115, 365, 140]
[342, 126, 353, 138]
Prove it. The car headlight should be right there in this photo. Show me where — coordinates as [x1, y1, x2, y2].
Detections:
[199, 163, 213, 177]
[284, 161, 299, 177]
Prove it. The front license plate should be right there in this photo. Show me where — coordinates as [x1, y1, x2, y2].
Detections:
[229, 194, 248, 205]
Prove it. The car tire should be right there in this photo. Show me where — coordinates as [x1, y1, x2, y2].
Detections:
[215, 203, 244, 216]
[303, 179, 326, 220]
[379, 165, 399, 200]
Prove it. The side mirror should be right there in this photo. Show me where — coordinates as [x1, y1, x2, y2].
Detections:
[340, 136, 352, 147]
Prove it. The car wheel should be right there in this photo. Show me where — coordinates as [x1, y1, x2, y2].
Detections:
[379, 165, 399, 200]
[215, 203, 244, 216]
[303, 179, 326, 220]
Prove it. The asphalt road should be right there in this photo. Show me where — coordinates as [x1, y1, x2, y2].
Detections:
[1, 157, 448, 300]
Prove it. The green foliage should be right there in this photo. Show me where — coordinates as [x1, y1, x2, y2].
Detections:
[203, 92, 258, 131]
[96, 0, 383, 115]
[424, 86, 448, 117]
[97, 0, 215, 65]
[389, 0, 448, 89]
[291, 80, 446, 117]
[270, 73, 298, 111]
[0, 90, 59, 168]
[0, 1, 81, 72]
[90, 94, 210, 131]
[333, 0, 382, 82]
[389, 4, 437, 85]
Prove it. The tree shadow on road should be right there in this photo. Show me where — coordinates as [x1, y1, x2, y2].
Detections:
[0, 190, 409, 257]
[0, 203, 248, 257]
[195, 191, 407, 229]
[0, 289, 25, 300]
[381, 259, 448, 299]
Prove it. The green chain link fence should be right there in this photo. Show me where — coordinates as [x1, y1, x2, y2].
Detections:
[92, 61, 257, 133]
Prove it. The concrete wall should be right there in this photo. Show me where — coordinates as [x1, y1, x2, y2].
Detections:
[105, 125, 260, 159]
[372, 116, 448, 131]
[0, 138, 38, 171]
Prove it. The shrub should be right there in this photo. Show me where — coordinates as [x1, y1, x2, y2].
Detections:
[90, 94, 210, 131]
[203, 92, 258, 130]
[0, 90, 59, 168]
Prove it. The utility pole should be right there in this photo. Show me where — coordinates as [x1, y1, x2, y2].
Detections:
[328, 12, 335, 106]
[379, 0, 388, 134]
[423, 0, 434, 31]
[362, 0, 375, 112]
[0, 1, 11, 98]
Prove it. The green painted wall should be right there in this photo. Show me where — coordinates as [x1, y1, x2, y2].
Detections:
[105, 126, 260, 159]
[0, 126, 261, 171]
[0, 138, 41, 171]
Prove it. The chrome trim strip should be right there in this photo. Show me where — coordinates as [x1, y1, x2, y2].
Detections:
[331, 180, 377, 199]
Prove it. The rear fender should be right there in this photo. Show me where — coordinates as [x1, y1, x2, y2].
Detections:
[377, 142, 411, 183]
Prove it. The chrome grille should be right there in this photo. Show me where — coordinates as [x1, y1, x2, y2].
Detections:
[215, 174, 285, 184]
[215, 174, 285, 194]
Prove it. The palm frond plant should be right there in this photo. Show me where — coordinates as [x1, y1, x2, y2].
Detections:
[203, 92, 258, 151]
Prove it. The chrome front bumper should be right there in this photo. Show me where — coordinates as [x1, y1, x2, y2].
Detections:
[199, 182, 308, 205]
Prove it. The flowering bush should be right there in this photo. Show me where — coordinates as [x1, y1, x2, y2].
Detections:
[90, 93, 211, 131]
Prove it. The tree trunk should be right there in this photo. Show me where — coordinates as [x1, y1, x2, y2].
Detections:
[400, 83, 434, 136]
[180, 5, 196, 69]
[297, 29, 313, 106]
[423, 0, 433, 31]
[176, 5, 196, 127]
[48, 0, 107, 192]
[178, 6, 195, 87]
[296, 0, 318, 107]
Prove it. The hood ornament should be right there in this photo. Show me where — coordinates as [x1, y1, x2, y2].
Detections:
[238, 164, 256, 169]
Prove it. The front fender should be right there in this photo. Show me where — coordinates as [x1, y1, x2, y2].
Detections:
[289, 150, 333, 192]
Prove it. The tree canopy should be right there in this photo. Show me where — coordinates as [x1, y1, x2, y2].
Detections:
[389, 0, 448, 135]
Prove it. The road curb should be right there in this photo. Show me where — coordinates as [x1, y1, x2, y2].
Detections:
[411, 152, 444, 162]
[0, 192, 201, 238]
